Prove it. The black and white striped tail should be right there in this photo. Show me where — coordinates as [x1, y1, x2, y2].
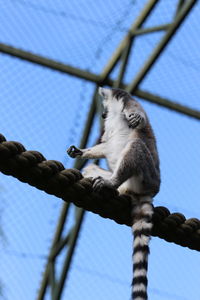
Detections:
[131, 198, 153, 300]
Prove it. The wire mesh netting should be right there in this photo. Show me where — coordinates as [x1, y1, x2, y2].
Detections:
[141, 2, 200, 111]
[0, 0, 200, 300]
[0, 53, 96, 299]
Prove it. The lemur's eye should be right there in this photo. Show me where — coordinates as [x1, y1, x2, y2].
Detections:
[102, 107, 108, 119]
[102, 112, 107, 119]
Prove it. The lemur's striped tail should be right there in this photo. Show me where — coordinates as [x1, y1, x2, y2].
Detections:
[131, 197, 153, 300]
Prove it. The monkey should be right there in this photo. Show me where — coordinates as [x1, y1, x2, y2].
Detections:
[67, 87, 160, 300]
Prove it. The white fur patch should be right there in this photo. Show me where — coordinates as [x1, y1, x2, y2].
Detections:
[133, 269, 147, 277]
[133, 251, 147, 263]
[103, 109, 132, 171]
[132, 221, 152, 232]
[140, 203, 153, 217]
[118, 175, 143, 195]
[134, 235, 150, 247]
[133, 283, 146, 292]
[82, 164, 111, 179]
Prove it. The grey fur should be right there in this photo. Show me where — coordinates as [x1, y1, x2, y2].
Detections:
[67, 87, 160, 196]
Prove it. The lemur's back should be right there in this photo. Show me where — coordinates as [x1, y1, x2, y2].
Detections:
[103, 109, 160, 193]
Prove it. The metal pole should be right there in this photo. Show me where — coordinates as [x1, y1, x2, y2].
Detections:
[53, 209, 85, 300]
[134, 89, 200, 120]
[0, 43, 101, 84]
[37, 202, 71, 299]
[114, 35, 134, 88]
[37, 88, 99, 300]
[100, 0, 159, 81]
[134, 24, 170, 35]
[104, 77, 200, 120]
[175, 0, 186, 16]
[126, 0, 197, 93]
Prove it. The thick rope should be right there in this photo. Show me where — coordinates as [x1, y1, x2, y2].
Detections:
[0, 133, 199, 251]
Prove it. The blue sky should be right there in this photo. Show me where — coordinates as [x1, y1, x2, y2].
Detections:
[0, 0, 200, 299]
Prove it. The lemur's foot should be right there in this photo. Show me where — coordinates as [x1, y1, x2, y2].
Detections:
[92, 176, 115, 192]
[127, 113, 145, 129]
[67, 145, 83, 158]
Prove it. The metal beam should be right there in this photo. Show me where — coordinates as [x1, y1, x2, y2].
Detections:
[175, 0, 186, 16]
[105, 78, 200, 120]
[134, 24, 170, 35]
[100, 0, 159, 81]
[0, 1, 197, 123]
[126, 0, 197, 93]
[134, 89, 200, 120]
[1, 42, 199, 121]
[53, 209, 85, 300]
[0, 43, 101, 84]
[113, 35, 134, 88]
[37, 203, 71, 299]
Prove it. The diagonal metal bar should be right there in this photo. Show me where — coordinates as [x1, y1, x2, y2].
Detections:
[53, 209, 85, 300]
[100, 0, 159, 81]
[51, 88, 100, 300]
[1, 43, 199, 121]
[175, 0, 186, 16]
[37, 88, 98, 300]
[134, 89, 200, 120]
[37, 202, 71, 299]
[126, 0, 197, 93]
[113, 34, 134, 88]
[1, 42, 199, 121]
[0, 43, 101, 84]
[105, 77, 200, 120]
[134, 24, 170, 35]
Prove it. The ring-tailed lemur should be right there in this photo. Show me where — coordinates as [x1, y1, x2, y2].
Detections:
[67, 87, 160, 300]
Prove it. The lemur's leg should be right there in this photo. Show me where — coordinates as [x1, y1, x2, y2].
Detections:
[93, 139, 159, 195]
[67, 143, 105, 159]
[83, 164, 112, 179]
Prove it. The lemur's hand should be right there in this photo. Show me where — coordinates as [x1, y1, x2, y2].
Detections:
[67, 145, 83, 158]
[127, 112, 145, 129]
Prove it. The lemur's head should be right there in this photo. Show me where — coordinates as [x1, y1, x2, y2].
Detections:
[98, 87, 133, 119]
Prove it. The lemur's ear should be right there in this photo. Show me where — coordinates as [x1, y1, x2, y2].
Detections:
[98, 87, 111, 98]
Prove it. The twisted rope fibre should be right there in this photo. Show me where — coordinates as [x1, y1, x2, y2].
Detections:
[0, 133, 199, 251]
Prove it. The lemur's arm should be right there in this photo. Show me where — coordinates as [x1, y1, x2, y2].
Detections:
[67, 143, 105, 159]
